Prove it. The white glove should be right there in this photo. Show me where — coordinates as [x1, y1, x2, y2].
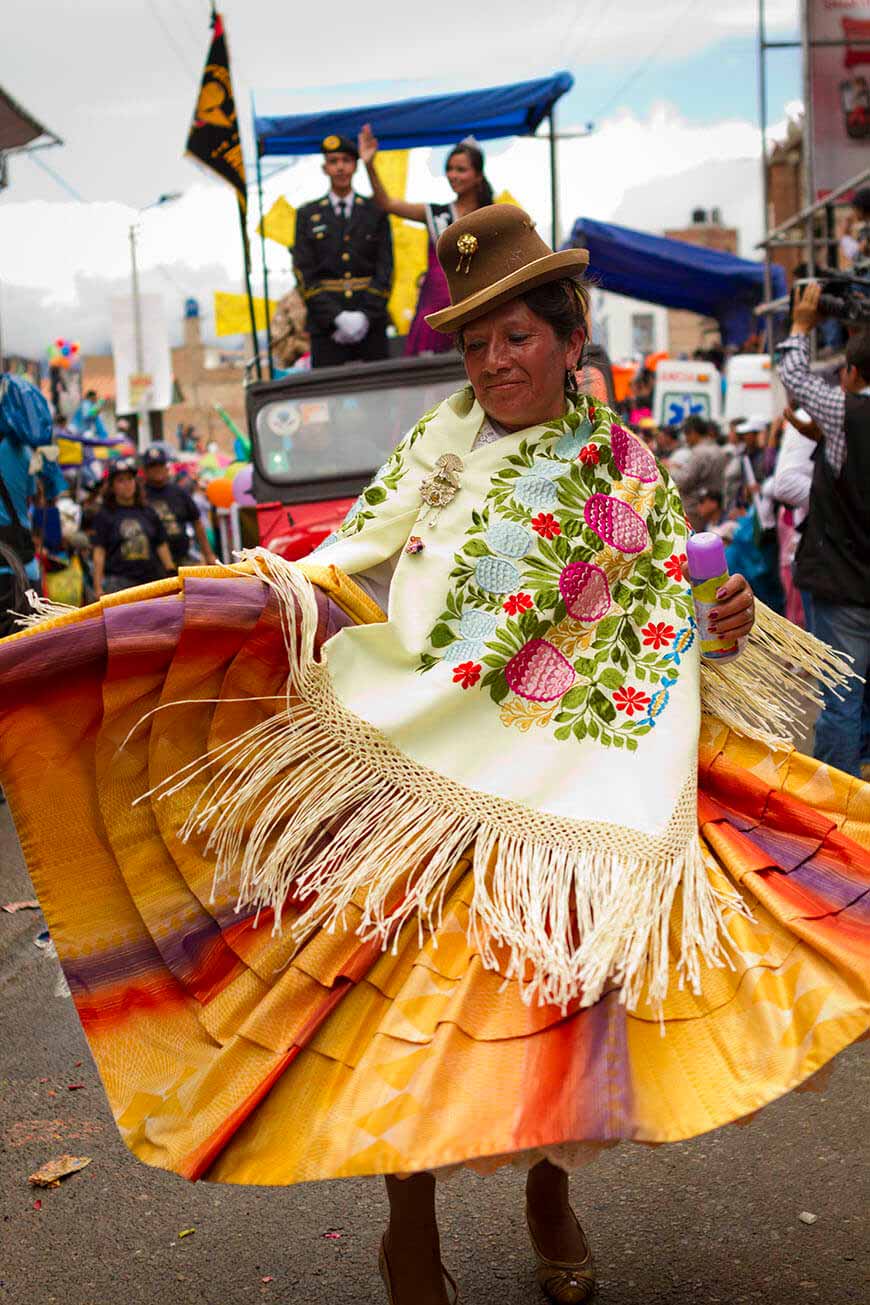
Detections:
[332, 310, 370, 345]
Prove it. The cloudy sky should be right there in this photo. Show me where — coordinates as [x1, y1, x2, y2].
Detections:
[0, 0, 803, 355]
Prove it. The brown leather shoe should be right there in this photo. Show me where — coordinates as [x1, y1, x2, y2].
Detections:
[526, 1205, 596, 1303]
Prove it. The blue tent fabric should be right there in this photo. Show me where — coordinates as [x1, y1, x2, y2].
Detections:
[567, 217, 787, 347]
[256, 73, 573, 156]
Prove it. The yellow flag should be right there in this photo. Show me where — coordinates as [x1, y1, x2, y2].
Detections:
[214, 290, 270, 337]
[258, 196, 296, 247]
[389, 221, 429, 332]
[374, 150, 430, 334]
[376, 149, 410, 200]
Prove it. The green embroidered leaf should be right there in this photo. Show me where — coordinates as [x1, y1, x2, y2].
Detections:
[632, 606, 651, 627]
[622, 626, 641, 655]
[590, 689, 617, 723]
[572, 719, 587, 740]
[490, 675, 511, 704]
[481, 655, 505, 668]
[626, 736, 638, 752]
[596, 615, 621, 640]
[652, 537, 674, 560]
[552, 535, 572, 562]
[430, 624, 456, 648]
[598, 667, 623, 691]
[599, 732, 612, 747]
[613, 733, 624, 748]
[560, 685, 588, 709]
[554, 724, 573, 741]
[364, 485, 387, 505]
[573, 657, 596, 677]
[588, 718, 599, 739]
[464, 539, 490, 558]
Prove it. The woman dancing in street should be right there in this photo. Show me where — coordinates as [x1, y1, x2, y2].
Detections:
[0, 207, 866, 1305]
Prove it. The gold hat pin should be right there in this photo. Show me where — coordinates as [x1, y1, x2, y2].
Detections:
[455, 232, 478, 274]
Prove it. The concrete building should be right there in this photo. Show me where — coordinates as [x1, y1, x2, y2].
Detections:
[664, 210, 738, 356]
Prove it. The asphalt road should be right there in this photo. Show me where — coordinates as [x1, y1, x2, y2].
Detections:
[1, 799, 867, 1305]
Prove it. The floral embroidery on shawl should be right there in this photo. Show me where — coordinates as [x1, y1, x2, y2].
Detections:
[417, 396, 695, 750]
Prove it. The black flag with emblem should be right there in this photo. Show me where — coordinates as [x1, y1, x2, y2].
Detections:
[186, 10, 246, 210]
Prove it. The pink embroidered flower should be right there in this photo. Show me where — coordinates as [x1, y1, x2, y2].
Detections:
[453, 661, 482, 689]
[664, 552, 687, 582]
[578, 443, 600, 465]
[641, 621, 676, 650]
[613, 685, 651, 717]
[531, 512, 562, 539]
[503, 592, 534, 616]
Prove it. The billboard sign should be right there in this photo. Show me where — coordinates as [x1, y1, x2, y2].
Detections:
[110, 294, 172, 415]
[809, 1, 870, 197]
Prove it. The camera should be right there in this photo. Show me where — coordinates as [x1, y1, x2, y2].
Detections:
[792, 273, 870, 325]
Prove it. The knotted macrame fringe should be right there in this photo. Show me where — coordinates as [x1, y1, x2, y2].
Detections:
[13, 589, 78, 628]
[700, 601, 858, 748]
[144, 549, 746, 1015]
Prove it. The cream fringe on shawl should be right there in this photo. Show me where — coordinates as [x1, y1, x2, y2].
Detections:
[146, 551, 857, 1014]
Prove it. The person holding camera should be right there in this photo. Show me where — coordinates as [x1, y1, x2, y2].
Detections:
[777, 282, 870, 777]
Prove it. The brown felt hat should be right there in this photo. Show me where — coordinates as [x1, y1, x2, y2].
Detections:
[425, 204, 589, 333]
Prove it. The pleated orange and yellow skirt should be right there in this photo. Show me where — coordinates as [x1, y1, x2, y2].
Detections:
[0, 566, 867, 1187]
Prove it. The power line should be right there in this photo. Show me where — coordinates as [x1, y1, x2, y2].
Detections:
[174, 0, 208, 52]
[26, 152, 84, 201]
[590, 0, 705, 122]
[144, 0, 199, 79]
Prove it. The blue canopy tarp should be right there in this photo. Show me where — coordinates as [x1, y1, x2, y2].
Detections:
[567, 217, 787, 347]
[256, 72, 573, 156]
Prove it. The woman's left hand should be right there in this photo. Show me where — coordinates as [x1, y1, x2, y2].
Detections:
[710, 572, 755, 641]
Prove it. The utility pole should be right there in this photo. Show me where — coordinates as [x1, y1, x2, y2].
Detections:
[128, 220, 149, 450]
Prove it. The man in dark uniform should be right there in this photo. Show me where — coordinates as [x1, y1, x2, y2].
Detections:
[292, 134, 393, 368]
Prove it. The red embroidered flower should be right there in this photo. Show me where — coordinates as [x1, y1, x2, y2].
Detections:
[503, 592, 534, 616]
[531, 512, 561, 539]
[453, 661, 482, 689]
[641, 621, 676, 650]
[588, 403, 596, 421]
[578, 443, 600, 465]
[664, 552, 687, 582]
[613, 685, 651, 716]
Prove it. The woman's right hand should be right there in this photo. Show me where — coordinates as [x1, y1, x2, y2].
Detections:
[358, 123, 378, 165]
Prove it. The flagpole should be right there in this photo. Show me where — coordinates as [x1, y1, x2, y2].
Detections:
[238, 196, 262, 380]
[253, 95, 274, 379]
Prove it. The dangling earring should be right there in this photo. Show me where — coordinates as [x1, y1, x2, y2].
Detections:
[565, 367, 578, 395]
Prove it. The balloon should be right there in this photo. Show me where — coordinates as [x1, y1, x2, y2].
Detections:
[55, 338, 64, 349]
[232, 464, 256, 506]
[71, 342, 80, 354]
[61, 345, 71, 356]
[206, 477, 235, 509]
[224, 460, 248, 481]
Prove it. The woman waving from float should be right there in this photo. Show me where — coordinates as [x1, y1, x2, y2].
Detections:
[358, 122, 493, 356]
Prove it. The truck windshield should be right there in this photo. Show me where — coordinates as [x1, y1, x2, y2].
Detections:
[252, 361, 466, 490]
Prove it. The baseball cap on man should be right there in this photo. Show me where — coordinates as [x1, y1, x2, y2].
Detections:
[142, 444, 168, 466]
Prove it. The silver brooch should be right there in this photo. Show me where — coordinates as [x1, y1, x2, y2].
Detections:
[419, 453, 464, 526]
